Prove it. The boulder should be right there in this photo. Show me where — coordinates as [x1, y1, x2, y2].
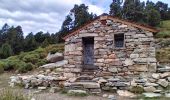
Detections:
[157, 79, 169, 87]
[40, 60, 68, 69]
[46, 52, 64, 63]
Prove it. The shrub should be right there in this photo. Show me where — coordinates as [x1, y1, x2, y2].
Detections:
[22, 54, 40, 64]
[156, 31, 170, 38]
[36, 59, 47, 67]
[0, 89, 30, 100]
[17, 63, 34, 73]
[3, 60, 21, 71]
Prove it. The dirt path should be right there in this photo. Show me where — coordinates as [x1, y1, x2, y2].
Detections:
[34, 93, 107, 100]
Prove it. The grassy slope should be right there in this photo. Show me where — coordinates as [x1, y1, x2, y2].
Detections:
[155, 20, 170, 64]
[156, 20, 170, 38]
[0, 44, 64, 73]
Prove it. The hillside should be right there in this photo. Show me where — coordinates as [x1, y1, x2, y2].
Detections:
[156, 20, 170, 38]
[0, 44, 64, 73]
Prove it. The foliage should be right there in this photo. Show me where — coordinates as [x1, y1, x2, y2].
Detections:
[110, 0, 123, 17]
[58, 4, 96, 42]
[156, 20, 170, 38]
[0, 24, 58, 59]
[156, 31, 170, 38]
[147, 9, 161, 26]
[0, 43, 13, 59]
[24, 32, 38, 52]
[123, 0, 145, 22]
[0, 44, 64, 73]
[17, 63, 34, 73]
[0, 89, 30, 100]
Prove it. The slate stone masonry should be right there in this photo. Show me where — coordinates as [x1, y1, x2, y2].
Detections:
[63, 16, 157, 79]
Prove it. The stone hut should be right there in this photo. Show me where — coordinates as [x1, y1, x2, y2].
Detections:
[63, 14, 159, 79]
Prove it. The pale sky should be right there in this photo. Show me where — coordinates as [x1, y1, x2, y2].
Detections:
[0, 0, 169, 35]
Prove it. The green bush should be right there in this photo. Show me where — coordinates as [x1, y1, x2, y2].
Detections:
[22, 54, 40, 64]
[0, 44, 64, 73]
[3, 60, 21, 71]
[36, 59, 47, 67]
[0, 89, 30, 100]
[18, 63, 34, 73]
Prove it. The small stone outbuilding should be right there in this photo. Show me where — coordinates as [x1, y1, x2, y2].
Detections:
[63, 14, 159, 78]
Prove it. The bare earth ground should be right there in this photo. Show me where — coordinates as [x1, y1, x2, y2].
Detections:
[0, 73, 134, 100]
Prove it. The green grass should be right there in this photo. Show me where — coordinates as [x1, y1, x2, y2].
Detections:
[156, 20, 170, 38]
[160, 20, 170, 30]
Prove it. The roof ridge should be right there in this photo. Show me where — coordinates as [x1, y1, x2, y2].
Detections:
[63, 14, 159, 40]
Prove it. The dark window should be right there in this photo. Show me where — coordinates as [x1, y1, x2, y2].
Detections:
[114, 34, 124, 48]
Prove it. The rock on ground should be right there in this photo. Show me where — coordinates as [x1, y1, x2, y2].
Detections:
[40, 60, 68, 69]
[46, 52, 64, 63]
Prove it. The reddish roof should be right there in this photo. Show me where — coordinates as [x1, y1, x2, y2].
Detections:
[63, 14, 159, 40]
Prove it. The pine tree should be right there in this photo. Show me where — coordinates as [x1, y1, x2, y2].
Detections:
[109, 0, 123, 17]
[123, 0, 145, 22]
[71, 4, 95, 27]
[147, 9, 161, 26]
[155, 1, 168, 20]
[0, 43, 13, 59]
[24, 33, 38, 51]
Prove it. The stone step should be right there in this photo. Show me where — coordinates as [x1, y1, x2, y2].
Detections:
[70, 82, 100, 89]
[75, 75, 95, 82]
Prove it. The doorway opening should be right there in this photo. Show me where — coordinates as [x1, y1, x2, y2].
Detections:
[82, 37, 97, 70]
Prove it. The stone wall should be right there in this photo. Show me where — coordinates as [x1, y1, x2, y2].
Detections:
[64, 18, 156, 78]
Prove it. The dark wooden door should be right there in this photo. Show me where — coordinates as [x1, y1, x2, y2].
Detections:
[83, 37, 94, 65]
[84, 43, 94, 65]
